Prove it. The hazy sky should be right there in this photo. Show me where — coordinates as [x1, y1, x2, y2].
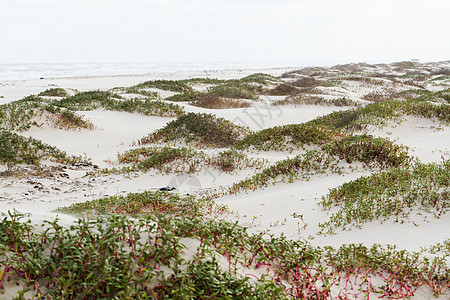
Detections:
[1, 0, 449, 64]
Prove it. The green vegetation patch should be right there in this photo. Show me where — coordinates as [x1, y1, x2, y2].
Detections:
[0, 96, 93, 132]
[94, 146, 266, 176]
[234, 123, 347, 152]
[311, 99, 450, 130]
[139, 113, 250, 148]
[322, 135, 413, 169]
[3, 207, 446, 298]
[190, 94, 251, 109]
[220, 135, 411, 197]
[226, 150, 343, 196]
[164, 73, 280, 102]
[52, 90, 184, 117]
[273, 94, 360, 107]
[319, 160, 450, 232]
[56, 190, 200, 217]
[206, 149, 266, 172]
[0, 210, 288, 299]
[38, 88, 69, 98]
[123, 73, 279, 98]
[131, 79, 193, 93]
[0, 130, 88, 166]
[412, 88, 450, 104]
[52, 90, 123, 110]
[117, 146, 204, 174]
[206, 82, 261, 100]
[165, 82, 261, 102]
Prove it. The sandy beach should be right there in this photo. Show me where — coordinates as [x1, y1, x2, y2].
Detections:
[1, 61, 449, 298]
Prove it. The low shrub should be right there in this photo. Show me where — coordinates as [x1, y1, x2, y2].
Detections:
[38, 88, 69, 97]
[139, 113, 250, 148]
[52, 90, 123, 110]
[274, 95, 360, 107]
[0, 98, 93, 132]
[190, 94, 251, 109]
[117, 146, 204, 174]
[206, 149, 266, 172]
[322, 135, 413, 169]
[0, 130, 88, 166]
[95, 147, 266, 176]
[319, 160, 450, 232]
[52, 91, 184, 117]
[234, 123, 346, 151]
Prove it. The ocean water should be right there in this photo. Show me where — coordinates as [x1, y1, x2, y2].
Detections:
[0, 61, 312, 81]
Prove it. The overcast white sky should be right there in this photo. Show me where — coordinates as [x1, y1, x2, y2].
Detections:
[1, 0, 449, 64]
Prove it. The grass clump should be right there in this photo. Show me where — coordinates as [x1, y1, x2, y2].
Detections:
[234, 123, 346, 152]
[322, 134, 413, 169]
[239, 73, 281, 84]
[165, 83, 260, 102]
[311, 100, 450, 131]
[95, 146, 266, 176]
[116, 146, 204, 174]
[190, 94, 251, 109]
[52, 90, 123, 110]
[38, 88, 69, 97]
[267, 83, 300, 96]
[56, 190, 199, 217]
[116, 86, 160, 98]
[220, 135, 411, 197]
[206, 83, 260, 100]
[319, 160, 450, 233]
[206, 149, 266, 172]
[0, 97, 93, 131]
[131, 79, 193, 93]
[112, 99, 184, 117]
[139, 113, 250, 148]
[290, 77, 330, 88]
[225, 150, 343, 195]
[52, 90, 184, 117]
[412, 88, 450, 104]
[274, 94, 361, 107]
[0, 130, 88, 166]
[165, 73, 279, 102]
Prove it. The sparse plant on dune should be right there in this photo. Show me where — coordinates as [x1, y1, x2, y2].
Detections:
[0, 96, 94, 131]
[322, 134, 413, 169]
[228, 135, 411, 196]
[0, 130, 89, 166]
[51, 90, 184, 117]
[274, 94, 360, 107]
[117, 73, 279, 103]
[206, 149, 266, 172]
[310, 99, 450, 130]
[234, 123, 347, 152]
[412, 88, 450, 104]
[93, 146, 266, 176]
[319, 159, 450, 233]
[290, 77, 330, 88]
[38, 88, 69, 98]
[131, 79, 193, 93]
[266, 83, 300, 96]
[117, 146, 204, 174]
[190, 94, 251, 109]
[165, 83, 261, 102]
[52, 90, 123, 110]
[139, 112, 250, 148]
